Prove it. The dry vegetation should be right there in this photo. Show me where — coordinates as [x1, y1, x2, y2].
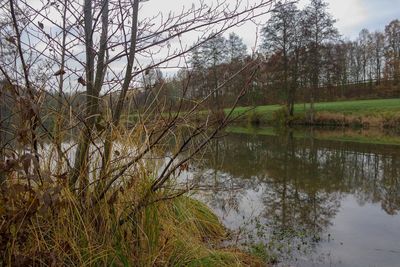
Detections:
[0, 0, 275, 265]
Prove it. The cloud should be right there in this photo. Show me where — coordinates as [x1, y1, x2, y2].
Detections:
[301, 0, 400, 38]
[359, 0, 400, 33]
[328, 0, 368, 37]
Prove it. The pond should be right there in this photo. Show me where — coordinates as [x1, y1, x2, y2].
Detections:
[191, 127, 400, 267]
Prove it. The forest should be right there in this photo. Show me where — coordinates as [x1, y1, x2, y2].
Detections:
[140, 0, 400, 123]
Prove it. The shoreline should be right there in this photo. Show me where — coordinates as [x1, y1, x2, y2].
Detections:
[226, 98, 400, 130]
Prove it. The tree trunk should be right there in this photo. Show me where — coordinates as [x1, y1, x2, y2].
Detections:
[96, 0, 139, 200]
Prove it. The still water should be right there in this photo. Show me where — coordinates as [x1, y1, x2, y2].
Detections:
[191, 128, 400, 267]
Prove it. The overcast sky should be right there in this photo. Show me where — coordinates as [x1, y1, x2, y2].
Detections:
[24, 0, 400, 79]
[141, 0, 400, 52]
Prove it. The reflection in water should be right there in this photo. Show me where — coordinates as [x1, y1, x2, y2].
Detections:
[192, 130, 400, 267]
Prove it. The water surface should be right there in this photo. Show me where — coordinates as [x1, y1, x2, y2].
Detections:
[192, 128, 400, 267]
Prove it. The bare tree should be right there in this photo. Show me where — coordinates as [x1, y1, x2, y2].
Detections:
[371, 31, 385, 84]
[302, 0, 338, 122]
[261, 1, 300, 116]
[0, 0, 274, 214]
[384, 19, 400, 84]
[0, 0, 278, 264]
[227, 32, 248, 62]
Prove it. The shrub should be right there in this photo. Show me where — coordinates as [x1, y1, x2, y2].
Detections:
[247, 110, 263, 126]
[272, 107, 290, 126]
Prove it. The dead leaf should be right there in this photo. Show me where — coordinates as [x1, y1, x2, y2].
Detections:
[179, 163, 189, 172]
[53, 69, 66, 76]
[77, 76, 86, 86]
[5, 36, 16, 45]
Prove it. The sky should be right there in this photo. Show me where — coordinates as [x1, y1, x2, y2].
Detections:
[310, 0, 400, 38]
[19, 0, 400, 80]
[141, 0, 400, 51]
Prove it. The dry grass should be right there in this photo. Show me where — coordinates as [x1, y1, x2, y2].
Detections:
[311, 111, 400, 128]
[0, 167, 264, 266]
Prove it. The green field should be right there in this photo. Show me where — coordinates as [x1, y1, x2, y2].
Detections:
[125, 98, 400, 127]
[226, 98, 400, 123]
[227, 98, 400, 117]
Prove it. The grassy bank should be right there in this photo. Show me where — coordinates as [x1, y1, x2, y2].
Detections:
[0, 179, 265, 266]
[227, 126, 400, 146]
[228, 98, 400, 128]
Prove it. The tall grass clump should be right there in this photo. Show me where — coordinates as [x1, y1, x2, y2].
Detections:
[0, 159, 263, 266]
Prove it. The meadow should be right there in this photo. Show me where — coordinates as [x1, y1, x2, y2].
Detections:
[228, 98, 400, 127]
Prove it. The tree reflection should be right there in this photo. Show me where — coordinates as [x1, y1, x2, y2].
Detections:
[194, 129, 400, 250]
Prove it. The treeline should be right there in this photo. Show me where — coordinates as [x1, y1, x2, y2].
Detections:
[2, 0, 399, 122]
[155, 0, 400, 115]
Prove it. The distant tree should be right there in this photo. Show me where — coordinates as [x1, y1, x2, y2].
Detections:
[261, 1, 300, 115]
[384, 19, 400, 84]
[333, 41, 351, 93]
[201, 34, 228, 68]
[302, 0, 338, 122]
[227, 32, 247, 62]
[190, 47, 205, 70]
[370, 31, 385, 84]
[142, 68, 164, 90]
[199, 35, 228, 109]
[358, 28, 372, 83]
[348, 40, 363, 83]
